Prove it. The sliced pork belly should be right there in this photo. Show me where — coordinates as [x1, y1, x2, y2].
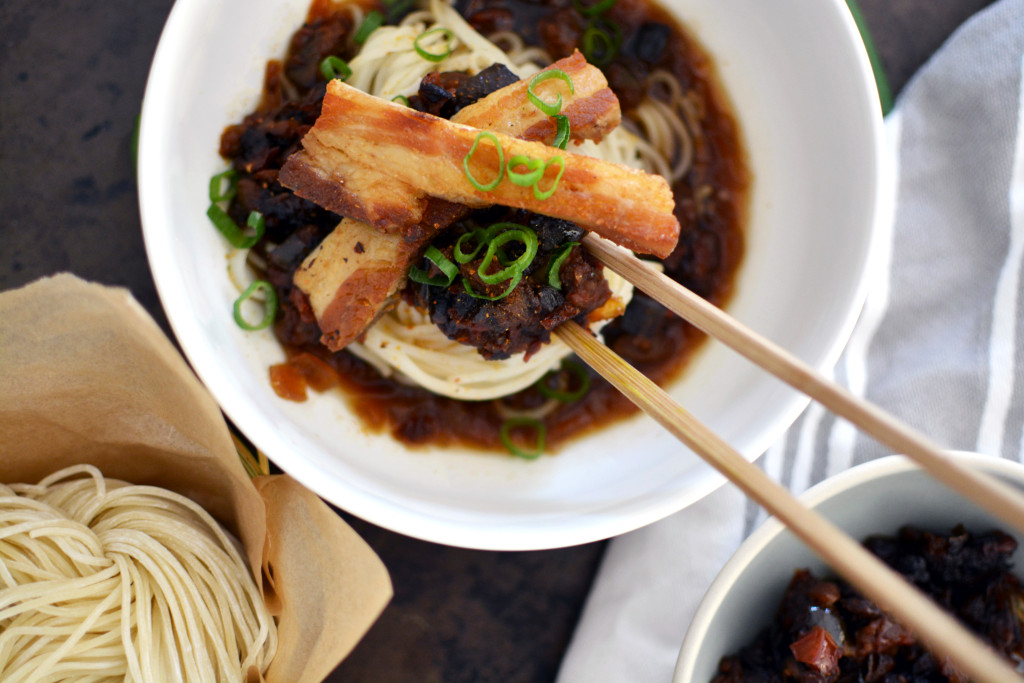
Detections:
[292, 217, 422, 351]
[452, 51, 620, 143]
[281, 77, 679, 258]
[280, 52, 623, 236]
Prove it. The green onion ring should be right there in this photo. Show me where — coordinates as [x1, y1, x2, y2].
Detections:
[553, 115, 571, 150]
[477, 226, 538, 285]
[131, 114, 141, 170]
[536, 359, 591, 402]
[463, 131, 504, 192]
[454, 231, 485, 264]
[546, 241, 580, 290]
[391, 94, 410, 106]
[319, 55, 352, 81]
[408, 246, 459, 287]
[572, 0, 617, 16]
[462, 272, 522, 301]
[454, 226, 496, 263]
[481, 223, 537, 269]
[354, 10, 384, 44]
[414, 27, 455, 62]
[506, 154, 545, 187]
[500, 417, 546, 459]
[246, 210, 266, 238]
[533, 156, 566, 200]
[208, 169, 238, 203]
[233, 280, 278, 331]
[207, 206, 265, 249]
[527, 69, 575, 117]
[593, 15, 624, 48]
[581, 24, 618, 66]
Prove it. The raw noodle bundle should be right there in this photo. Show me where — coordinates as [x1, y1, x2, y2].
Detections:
[0, 465, 277, 683]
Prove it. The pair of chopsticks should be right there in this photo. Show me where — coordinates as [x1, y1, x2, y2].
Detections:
[554, 234, 1024, 683]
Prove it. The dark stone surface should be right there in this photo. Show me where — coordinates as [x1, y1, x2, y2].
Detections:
[857, 0, 998, 95]
[1, 1, 175, 333]
[0, 1, 997, 681]
[332, 514, 602, 683]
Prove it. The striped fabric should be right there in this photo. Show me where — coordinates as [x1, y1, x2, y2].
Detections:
[557, 1, 1024, 681]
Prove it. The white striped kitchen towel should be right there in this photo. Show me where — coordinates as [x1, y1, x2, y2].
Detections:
[557, 0, 1024, 681]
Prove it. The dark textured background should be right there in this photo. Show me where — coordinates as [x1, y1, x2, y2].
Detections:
[0, 1, 998, 680]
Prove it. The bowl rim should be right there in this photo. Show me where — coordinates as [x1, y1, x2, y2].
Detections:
[672, 452, 1024, 681]
[136, 0, 890, 550]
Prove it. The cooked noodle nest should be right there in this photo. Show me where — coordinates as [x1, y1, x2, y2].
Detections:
[0, 465, 277, 683]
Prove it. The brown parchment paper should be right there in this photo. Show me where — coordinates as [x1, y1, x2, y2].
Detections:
[0, 273, 392, 683]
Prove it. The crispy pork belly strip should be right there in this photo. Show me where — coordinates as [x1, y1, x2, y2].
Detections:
[280, 53, 621, 236]
[454, 51, 620, 143]
[281, 79, 679, 258]
[296, 198, 466, 351]
[293, 218, 417, 351]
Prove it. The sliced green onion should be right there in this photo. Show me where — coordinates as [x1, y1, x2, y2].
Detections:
[454, 226, 496, 263]
[573, 0, 617, 16]
[454, 223, 537, 296]
[581, 23, 619, 66]
[408, 245, 459, 287]
[537, 359, 591, 402]
[233, 280, 278, 331]
[506, 154, 545, 187]
[533, 156, 566, 200]
[503, 154, 567, 200]
[477, 226, 538, 285]
[131, 114, 141, 170]
[594, 15, 624, 47]
[391, 94, 410, 106]
[527, 69, 575, 117]
[553, 114, 570, 150]
[207, 205, 265, 249]
[209, 169, 239, 203]
[246, 210, 266, 238]
[487, 222, 530, 267]
[319, 55, 352, 81]
[463, 131, 504, 192]
[414, 27, 455, 62]
[500, 417, 546, 459]
[354, 10, 384, 44]
[547, 241, 579, 290]
[462, 272, 522, 301]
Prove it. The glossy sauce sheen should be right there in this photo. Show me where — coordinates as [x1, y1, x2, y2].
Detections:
[244, 0, 748, 454]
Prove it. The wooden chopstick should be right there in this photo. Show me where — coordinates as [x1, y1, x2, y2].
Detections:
[583, 232, 1024, 536]
[555, 320, 1022, 683]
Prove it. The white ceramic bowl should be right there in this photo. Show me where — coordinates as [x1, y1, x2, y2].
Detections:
[673, 453, 1024, 682]
[137, 0, 888, 550]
